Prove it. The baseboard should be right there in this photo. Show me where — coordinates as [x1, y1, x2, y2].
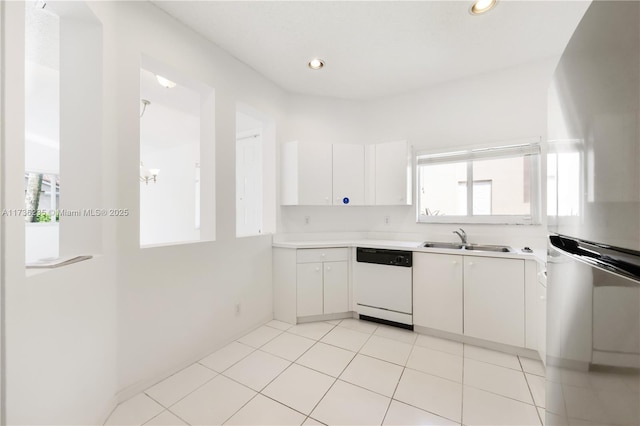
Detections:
[413, 325, 541, 359]
[100, 395, 119, 426]
[297, 311, 353, 323]
[112, 314, 273, 406]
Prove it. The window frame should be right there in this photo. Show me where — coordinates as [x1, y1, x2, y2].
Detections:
[415, 138, 542, 225]
[546, 139, 584, 227]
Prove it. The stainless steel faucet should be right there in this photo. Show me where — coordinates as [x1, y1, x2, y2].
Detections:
[453, 228, 467, 245]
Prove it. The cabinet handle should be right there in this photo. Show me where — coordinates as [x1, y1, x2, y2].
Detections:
[540, 295, 546, 301]
[452, 261, 458, 265]
[468, 262, 474, 267]
[315, 267, 320, 272]
[326, 266, 331, 271]
[321, 253, 326, 257]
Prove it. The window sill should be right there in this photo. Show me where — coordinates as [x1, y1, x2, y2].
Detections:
[25, 254, 98, 277]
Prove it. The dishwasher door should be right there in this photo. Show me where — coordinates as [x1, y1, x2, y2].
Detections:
[353, 261, 413, 326]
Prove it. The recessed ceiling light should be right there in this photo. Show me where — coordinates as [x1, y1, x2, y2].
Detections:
[308, 58, 325, 70]
[155, 75, 177, 89]
[470, 0, 497, 15]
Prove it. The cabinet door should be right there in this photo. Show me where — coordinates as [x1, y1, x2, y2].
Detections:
[374, 140, 411, 205]
[297, 263, 324, 316]
[333, 144, 364, 205]
[413, 253, 463, 334]
[464, 257, 525, 347]
[281, 141, 332, 205]
[323, 261, 349, 314]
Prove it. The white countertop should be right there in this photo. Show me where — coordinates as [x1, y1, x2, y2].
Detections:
[273, 239, 544, 262]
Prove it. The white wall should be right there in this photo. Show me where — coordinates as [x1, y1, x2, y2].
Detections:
[4, 2, 118, 425]
[3, 1, 287, 424]
[102, 0, 287, 403]
[279, 60, 558, 251]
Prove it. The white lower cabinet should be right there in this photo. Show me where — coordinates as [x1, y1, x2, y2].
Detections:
[464, 256, 525, 347]
[296, 263, 324, 316]
[274, 247, 350, 322]
[413, 253, 463, 334]
[414, 252, 526, 348]
[297, 261, 349, 316]
[323, 261, 349, 314]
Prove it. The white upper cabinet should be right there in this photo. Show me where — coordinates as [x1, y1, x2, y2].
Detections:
[333, 144, 365, 206]
[374, 140, 412, 205]
[281, 141, 332, 205]
[281, 140, 411, 206]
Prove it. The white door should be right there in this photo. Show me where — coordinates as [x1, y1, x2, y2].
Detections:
[236, 133, 262, 236]
[375, 140, 410, 205]
[332, 144, 364, 205]
[413, 253, 463, 333]
[297, 263, 324, 317]
[323, 261, 349, 314]
[464, 257, 525, 347]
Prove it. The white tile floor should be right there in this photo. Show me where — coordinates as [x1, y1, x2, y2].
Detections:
[106, 319, 546, 426]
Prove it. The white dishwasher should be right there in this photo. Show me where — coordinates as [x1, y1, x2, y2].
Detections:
[354, 247, 413, 328]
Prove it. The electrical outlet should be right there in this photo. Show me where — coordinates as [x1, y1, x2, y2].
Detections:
[384, 216, 390, 224]
[305, 216, 310, 225]
[235, 303, 241, 315]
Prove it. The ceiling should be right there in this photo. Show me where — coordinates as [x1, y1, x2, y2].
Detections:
[151, 0, 590, 100]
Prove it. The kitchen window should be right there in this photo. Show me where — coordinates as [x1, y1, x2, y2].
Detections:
[416, 140, 541, 224]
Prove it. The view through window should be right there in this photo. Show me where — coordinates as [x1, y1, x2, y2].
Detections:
[417, 142, 541, 224]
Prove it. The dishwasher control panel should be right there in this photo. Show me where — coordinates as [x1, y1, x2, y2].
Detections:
[356, 247, 413, 267]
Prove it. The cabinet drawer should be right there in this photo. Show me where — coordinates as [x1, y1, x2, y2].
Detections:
[297, 248, 348, 263]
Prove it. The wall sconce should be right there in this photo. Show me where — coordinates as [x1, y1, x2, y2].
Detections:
[140, 161, 160, 185]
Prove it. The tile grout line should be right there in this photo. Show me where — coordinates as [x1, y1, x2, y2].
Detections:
[381, 338, 417, 425]
[461, 344, 465, 425]
[519, 356, 544, 426]
[388, 397, 463, 425]
[212, 367, 305, 425]
[114, 321, 371, 425]
[462, 382, 541, 407]
[133, 321, 542, 426]
[197, 343, 257, 375]
[140, 392, 193, 426]
[256, 392, 316, 423]
[219, 390, 262, 425]
[145, 371, 219, 411]
[160, 408, 192, 426]
[301, 325, 378, 422]
[235, 323, 340, 423]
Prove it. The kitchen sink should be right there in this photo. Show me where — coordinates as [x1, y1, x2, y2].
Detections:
[422, 242, 513, 253]
[464, 244, 513, 253]
[423, 242, 465, 249]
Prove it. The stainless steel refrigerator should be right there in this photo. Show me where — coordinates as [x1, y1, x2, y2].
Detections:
[546, 1, 640, 425]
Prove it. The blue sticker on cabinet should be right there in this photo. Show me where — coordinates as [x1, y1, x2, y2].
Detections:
[343, 197, 350, 204]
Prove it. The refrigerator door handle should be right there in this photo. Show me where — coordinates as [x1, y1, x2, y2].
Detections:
[550, 235, 640, 283]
